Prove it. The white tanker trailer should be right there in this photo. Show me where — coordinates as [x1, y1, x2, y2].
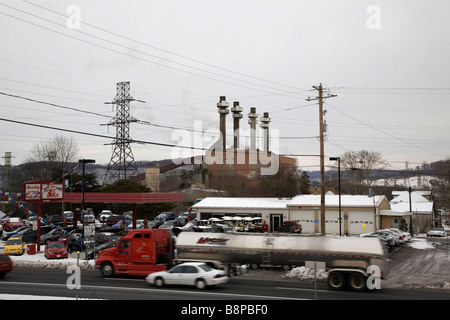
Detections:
[175, 232, 388, 292]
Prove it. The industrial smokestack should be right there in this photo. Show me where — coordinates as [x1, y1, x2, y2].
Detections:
[231, 101, 243, 150]
[260, 112, 271, 152]
[248, 107, 258, 150]
[217, 96, 229, 150]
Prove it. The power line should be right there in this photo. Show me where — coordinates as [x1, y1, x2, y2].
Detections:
[21, 0, 310, 95]
[0, 3, 308, 98]
[325, 102, 447, 158]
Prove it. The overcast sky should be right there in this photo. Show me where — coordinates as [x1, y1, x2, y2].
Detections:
[1, 0, 449, 173]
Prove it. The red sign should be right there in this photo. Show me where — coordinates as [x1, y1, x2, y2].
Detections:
[23, 181, 63, 201]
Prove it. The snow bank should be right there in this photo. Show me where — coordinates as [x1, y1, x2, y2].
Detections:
[283, 266, 328, 282]
[9, 251, 95, 271]
[406, 238, 435, 250]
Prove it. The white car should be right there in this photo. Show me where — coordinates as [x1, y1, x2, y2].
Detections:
[426, 228, 446, 237]
[388, 228, 412, 241]
[381, 229, 405, 245]
[146, 262, 229, 290]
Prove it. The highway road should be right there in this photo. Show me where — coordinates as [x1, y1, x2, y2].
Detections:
[1, 267, 449, 301]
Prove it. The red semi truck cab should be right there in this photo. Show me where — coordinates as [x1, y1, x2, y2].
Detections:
[96, 228, 174, 277]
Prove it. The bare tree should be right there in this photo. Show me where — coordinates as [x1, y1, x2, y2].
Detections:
[25, 135, 79, 181]
[337, 150, 389, 195]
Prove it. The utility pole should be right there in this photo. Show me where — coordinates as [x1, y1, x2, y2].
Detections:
[307, 84, 336, 235]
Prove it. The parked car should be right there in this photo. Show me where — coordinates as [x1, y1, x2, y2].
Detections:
[63, 211, 74, 224]
[159, 220, 176, 230]
[388, 228, 412, 241]
[46, 215, 64, 226]
[67, 231, 96, 252]
[360, 231, 395, 249]
[2, 226, 30, 241]
[86, 241, 117, 260]
[146, 262, 229, 289]
[148, 220, 165, 229]
[15, 227, 37, 243]
[426, 227, 446, 237]
[155, 212, 177, 221]
[0, 253, 13, 278]
[99, 210, 113, 222]
[40, 228, 69, 245]
[94, 232, 120, 245]
[381, 229, 405, 245]
[45, 241, 68, 259]
[4, 237, 26, 255]
[106, 215, 123, 226]
[3, 217, 25, 231]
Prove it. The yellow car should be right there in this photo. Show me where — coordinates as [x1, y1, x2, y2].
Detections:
[4, 237, 25, 255]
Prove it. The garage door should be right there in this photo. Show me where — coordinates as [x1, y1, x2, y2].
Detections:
[325, 210, 342, 235]
[348, 210, 374, 235]
[291, 210, 315, 234]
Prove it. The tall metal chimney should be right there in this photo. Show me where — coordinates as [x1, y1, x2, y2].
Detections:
[217, 96, 229, 150]
[248, 107, 258, 150]
[260, 112, 271, 152]
[231, 101, 243, 150]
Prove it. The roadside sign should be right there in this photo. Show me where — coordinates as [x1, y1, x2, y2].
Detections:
[84, 225, 95, 237]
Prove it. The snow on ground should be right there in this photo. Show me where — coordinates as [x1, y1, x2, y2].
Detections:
[283, 267, 328, 281]
[0, 242, 95, 270]
[406, 238, 436, 250]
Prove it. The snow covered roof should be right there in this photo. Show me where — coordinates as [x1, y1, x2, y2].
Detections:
[192, 197, 293, 209]
[390, 191, 434, 214]
[288, 194, 387, 208]
[193, 194, 388, 210]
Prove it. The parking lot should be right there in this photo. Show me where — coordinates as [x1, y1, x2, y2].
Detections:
[242, 236, 450, 291]
[382, 237, 450, 289]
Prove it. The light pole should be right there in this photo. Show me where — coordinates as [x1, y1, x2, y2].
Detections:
[79, 159, 95, 252]
[79, 159, 96, 215]
[330, 157, 342, 236]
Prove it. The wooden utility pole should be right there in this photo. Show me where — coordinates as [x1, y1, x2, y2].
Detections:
[307, 84, 336, 235]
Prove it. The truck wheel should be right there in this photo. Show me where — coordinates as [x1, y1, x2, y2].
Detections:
[250, 264, 260, 270]
[195, 279, 206, 290]
[101, 262, 115, 277]
[282, 265, 292, 271]
[328, 272, 346, 291]
[347, 273, 367, 292]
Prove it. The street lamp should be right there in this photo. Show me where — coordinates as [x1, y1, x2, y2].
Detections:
[78, 159, 95, 253]
[329, 157, 342, 236]
[78, 159, 95, 219]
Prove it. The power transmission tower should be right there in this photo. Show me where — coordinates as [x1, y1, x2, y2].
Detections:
[103, 81, 142, 185]
[2, 152, 13, 190]
[307, 84, 337, 235]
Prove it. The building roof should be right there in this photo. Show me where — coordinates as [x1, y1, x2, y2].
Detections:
[192, 197, 292, 209]
[390, 191, 434, 214]
[193, 194, 388, 210]
[288, 194, 386, 208]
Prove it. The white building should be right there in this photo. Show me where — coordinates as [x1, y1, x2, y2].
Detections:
[192, 194, 393, 235]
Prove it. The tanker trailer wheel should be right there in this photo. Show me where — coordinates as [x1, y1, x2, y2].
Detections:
[347, 273, 367, 292]
[328, 272, 346, 291]
[101, 262, 115, 277]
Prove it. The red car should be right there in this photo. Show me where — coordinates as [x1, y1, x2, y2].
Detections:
[0, 254, 13, 278]
[45, 241, 68, 259]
